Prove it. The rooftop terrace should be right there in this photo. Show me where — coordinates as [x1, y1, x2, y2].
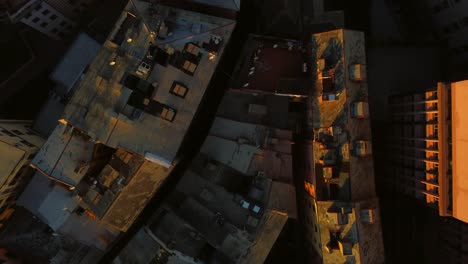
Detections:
[63, 1, 236, 164]
[231, 35, 309, 96]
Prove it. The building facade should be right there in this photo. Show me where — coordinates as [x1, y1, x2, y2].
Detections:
[388, 80, 468, 223]
[0, 120, 44, 228]
[7, 0, 95, 39]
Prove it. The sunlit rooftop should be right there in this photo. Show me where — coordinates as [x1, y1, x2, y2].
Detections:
[63, 1, 236, 165]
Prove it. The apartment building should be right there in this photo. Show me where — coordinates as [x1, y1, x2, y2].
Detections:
[300, 29, 384, 264]
[0, 120, 44, 229]
[388, 80, 468, 223]
[17, 0, 236, 252]
[7, 0, 95, 39]
[116, 69, 298, 264]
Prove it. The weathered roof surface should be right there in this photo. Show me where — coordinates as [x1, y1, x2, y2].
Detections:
[32, 123, 94, 186]
[216, 91, 292, 130]
[100, 160, 171, 231]
[237, 210, 288, 264]
[115, 229, 162, 264]
[17, 172, 53, 223]
[267, 182, 297, 218]
[310, 29, 384, 264]
[200, 118, 292, 183]
[210, 117, 293, 152]
[63, 1, 236, 163]
[354, 199, 385, 264]
[316, 201, 360, 264]
[200, 135, 262, 174]
[0, 142, 24, 187]
[50, 33, 101, 96]
[37, 185, 80, 231]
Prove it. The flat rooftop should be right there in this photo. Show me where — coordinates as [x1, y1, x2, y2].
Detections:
[63, 1, 236, 164]
[316, 199, 384, 264]
[30, 124, 172, 233]
[310, 29, 384, 263]
[311, 29, 377, 202]
[144, 151, 295, 263]
[31, 123, 95, 186]
[216, 91, 293, 130]
[231, 35, 308, 96]
[18, 173, 120, 250]
[89, 156, 172, 232]
[201, 134, 293, 183]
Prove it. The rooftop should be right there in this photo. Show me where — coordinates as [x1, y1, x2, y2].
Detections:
[31, 123, 173, 233]
[231, 35, 309, 96]
[142, 152, 295, 263]
[316, 199, 384, 264]
[216, 91, 293, 130]
[86, 154, 172, 232]
[63, 1, 236, 164]
[50, 33, 101, 96]
[18, 173, 120, 250]
[31, 123, 95, 186]
[201, 134, 293, 183]
[310, 29, 376, 202]
[309, 29, 384, 263]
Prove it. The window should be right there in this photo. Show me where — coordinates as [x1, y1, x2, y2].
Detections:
[182, 60, 197, 74]
[32, 17, 40, 23]
[25, 12, 32, 19]
[34, 3, 42, 11]
[160, 107, 176, 122]
[59, 21, 67, 26]
[52, 28, 58, 33]
[12, 130, 23, 136]
[40, 22, 48, 28]
[185, 43, 201, 56]
[170, 81, 188, 98]
[42, 9, 50, 15]
[50, 14, 57, 20]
